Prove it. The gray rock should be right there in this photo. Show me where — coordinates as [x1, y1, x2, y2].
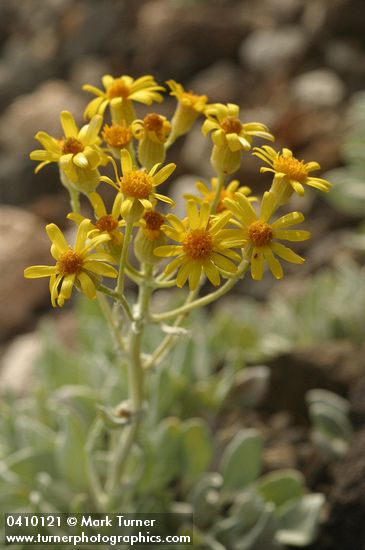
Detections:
[240, 26, 307, 73]
[133, 0, 247, 77]
[291, 69, 346, 107]
[265, 0, 303, 23]
[189, 61, 247, 105]
[0, 80, 84, 155]
[0, 80, 84, 204]
[69, 55, 110, 92]
[0, 332, 42, 394]
[324, 40, 365, 76]
[0, 206, 51, 338]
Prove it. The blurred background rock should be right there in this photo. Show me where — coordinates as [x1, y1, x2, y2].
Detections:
[0, 0, 364, 339]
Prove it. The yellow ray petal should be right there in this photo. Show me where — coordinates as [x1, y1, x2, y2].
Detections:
[60, 111, 78, 138]
[263, 247, 283, 279]
[46, 224, 68, 252]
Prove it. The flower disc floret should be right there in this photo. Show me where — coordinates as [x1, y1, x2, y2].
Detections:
[95, 215, 119, 233]
[273, 155, 308, 182]
[220, 116, 242, 135]
[183, 229, 213, 260]
[248, 221, 273, 247]
[121, 171, 153, 199]
[107, 78, 131, 99]
[143, 211, 165, 240]
[103, 124, 132, 149]
[61, 137, 84, 155]
[57, 249, 83, 275]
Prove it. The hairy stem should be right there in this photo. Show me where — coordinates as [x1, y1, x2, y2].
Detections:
[210, 173, 226, 213]
[116, 221, 133, 296]
[151, 254, 251, 322]
[106, 263, 153, 507]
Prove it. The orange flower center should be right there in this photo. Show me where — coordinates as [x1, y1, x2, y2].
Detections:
[183, 229, 213, 260]
[61, 137, 84, 155]
[144, 113, 164, 132]
[221, 116, 242, 135]
[248, 221, 273, 247]
[102, 124, 132, 148]
[273, 155, 308, 182]
[121, 171, 153, 199]
[143, 113, 171, 142]
[95, 215, 118, 233]
[57, 249, 83, 275]
[107, 79, 130, 100]
[143, 210, 165, 240]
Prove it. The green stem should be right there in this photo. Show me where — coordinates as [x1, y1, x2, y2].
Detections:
[144, 290, 197, 369]
[97, 284, 133, 322]
[151, 255, 251, 322]
[85, 418, 106, 510]
[69, 186, 81, 214]
[106, 263, 153, 507]
[116, 221, 133, 296]
[96, 293, 127, 352]
[210, 173, 226, 213]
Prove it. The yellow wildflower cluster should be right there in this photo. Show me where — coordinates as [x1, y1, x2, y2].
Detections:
[26, 73, 331, 306]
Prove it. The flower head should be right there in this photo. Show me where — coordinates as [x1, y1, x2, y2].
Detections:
[202, 103, 274, 174]
[253, 146, 332, 205]
[102, 123, 132, 158]
[30, 111, 107, 194]
[224, 191, 310, 280]
[68, 192, 125, 259]
[134, 210, 167, 264]
[167, 80, 208, 138]
[83, 74, 165, 125]
[132, 113, 171, 169]
[102, 149, 176, 223]
[184, 177, 257, 215]
[154, 201, 241, 290]
[24, 219, 117, 307]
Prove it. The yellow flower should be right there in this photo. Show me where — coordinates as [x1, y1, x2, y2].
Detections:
[202, 103, 274, 174]
[139, 210, 166, 241]
[29, 111, 107, 194]
[253, 146, 332, 205]
[83, 74, 165, 125]
[134, 210, 167, 264]
[184, 177, 257, 214]
[224, 191, 310, 280]
[154, 200, 241, 290]
[68, 192, 125, 259]
[101, 149, 176, 223]
[102, 123, 133, 158]
[167, 80, 208, 139]
[132, 113, 171, 169]
[24, 219, 117, 307]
